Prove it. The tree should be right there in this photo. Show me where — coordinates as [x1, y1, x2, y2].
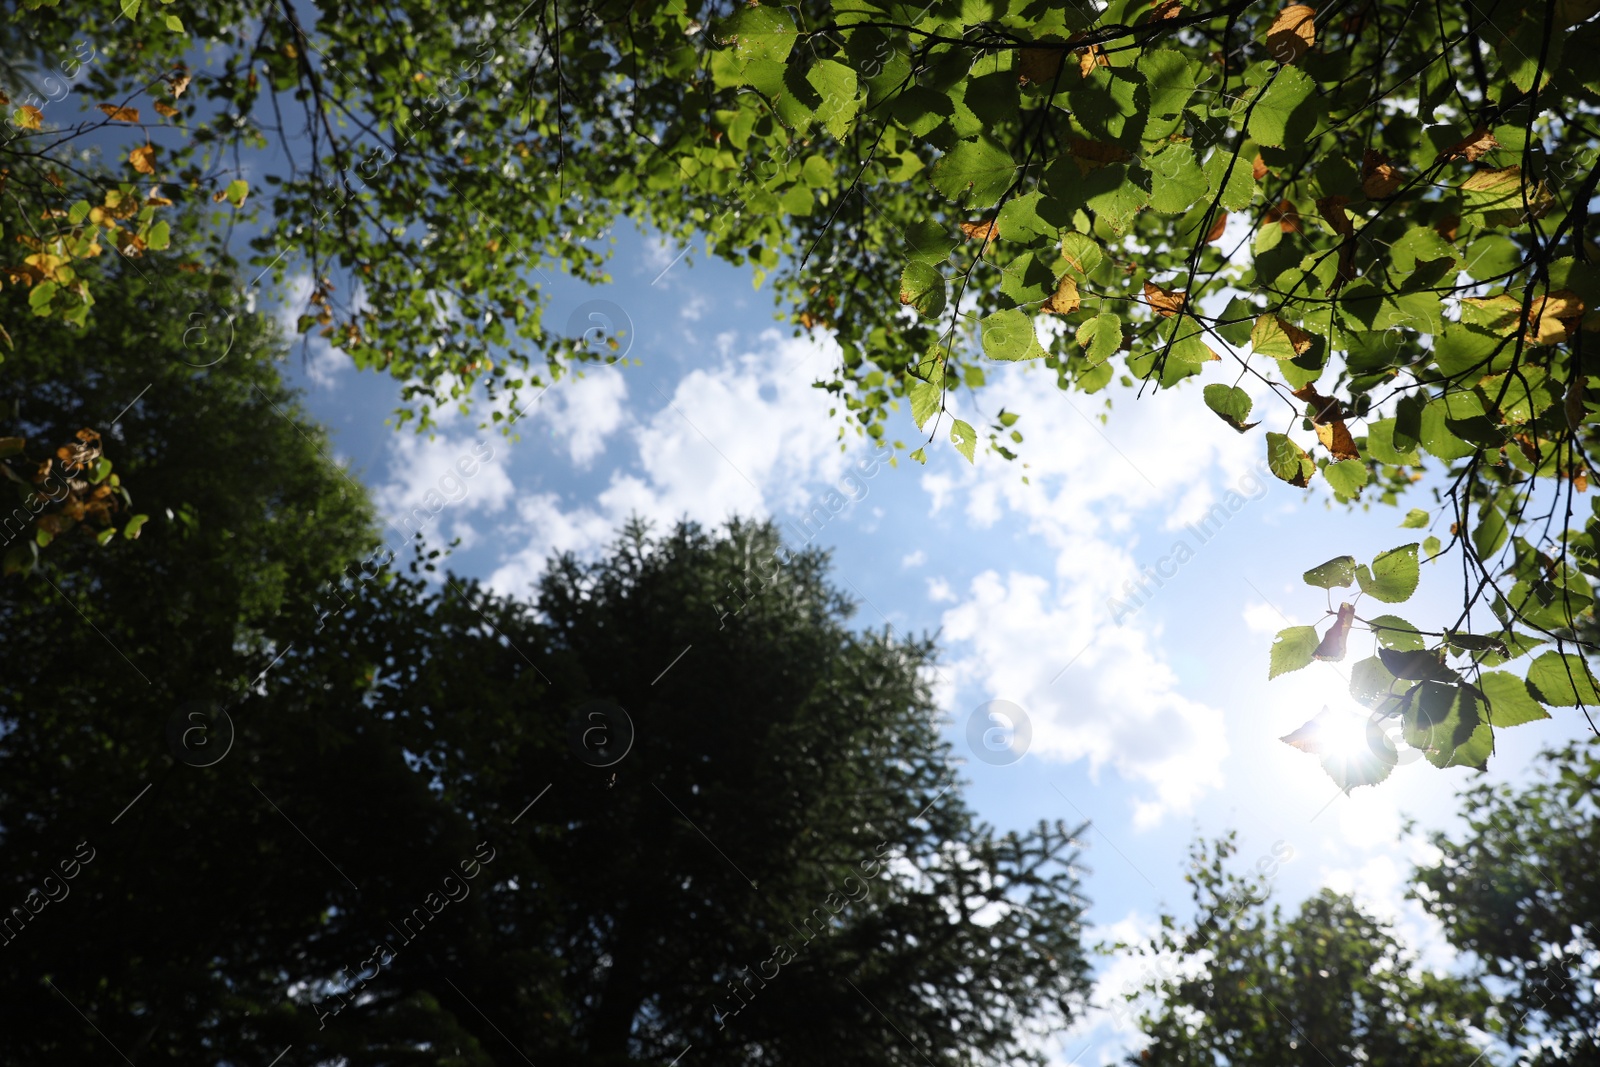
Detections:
[1114, 834, 1492, 1067]
[1, 268, 1090, 1062]
[1412, 736, 1600, 1067]
[7, 0, 1600, 775]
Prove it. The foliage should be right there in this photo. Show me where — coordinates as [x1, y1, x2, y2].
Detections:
[1117, 834, 1492, 1067]
[1412, 736, 1600, 1067]
[0, 287, 1090, 1060]
[8, 0, 1600, 771]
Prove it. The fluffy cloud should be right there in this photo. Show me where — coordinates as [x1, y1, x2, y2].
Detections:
[539, 366, 630, 467]
[486, 330, 859, 595]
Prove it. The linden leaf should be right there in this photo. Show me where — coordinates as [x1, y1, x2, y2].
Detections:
[1077, 313, 1122, 366]
[1264, 3, 1316, 64]
[931, 137, 1017, 208]
[1041, 275, 1081, 315]
[97, 104, 141, 122]
[1251, 315, 1312, 358]
[1203, 383, 1256, 431]
[1270, 625, 1320, 678]
[1356, 543, 1420, 603]
[949, 418, 977, 462]
[1143, 281, 1186, 317]
[153, 100, 180, 118]
[1437, 126, 1500, 163]
[1266, 432, 1314, 486]
[1304, 556, 1357, 589]
[15, 105, 43, 130]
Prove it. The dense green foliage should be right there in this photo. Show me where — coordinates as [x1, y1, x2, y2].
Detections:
[1118, 835, 1492, 1066]
[1414, 737, 1600, 1067]
[0, 278, 1089, 1063]
[6, 0, 1600, 775]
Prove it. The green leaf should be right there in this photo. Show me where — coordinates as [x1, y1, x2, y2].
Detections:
[931, 137, 1017, 208]
[1147, 143, 1209, 215]
[1265, 432, 1314, 487]
[1077, 313, 1121, 367]
[900, 262, 946, 319]
[807, 60, 860, 139]
[223, 179, 249, 207]
[1364, 418, 1421, 466]
[1526, 651, 1600, 706]
[1202, 384, 1255, 431]
[981, 309, 1043, 361]
[1369, 614, 1426, 651]
[1401, 508, 1430, 528]
[720, 5, 797, 67]
[1479, 671, 1551, 726]
[1324, 459, 1368, 498]
[1057, 233, 1103, 281]
[165, 12, 184, 31]
[1303, 555, 1357, 589]
[120, 0, 141, 18]
[146, 220, 171, 251]
[68, 200, 91, 225]
[1356, 543, 1420, 603]
[0, 436, 24, 459]
[907, 374, 941, 431]
[1247, 65, 1315, 148]
[1250, 315, 1311, 360]
[29, 281, 59, 314]
[122, 513, 149, 539]
[1138, 49, 1195, 141]
[1270, 625, 1321, 678]
[949, 418, 977, 462]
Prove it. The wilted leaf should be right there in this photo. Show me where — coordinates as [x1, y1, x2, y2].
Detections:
[168, 72, 192, 98]
[15, 105, 43, 130]
[1143, 281, 1186, 317]
[97, 104, 141, 122]
[959, 219, 1000, 244]
[1041, 275, 1081, 315]
[1437, 126, 1499, 163]
[1315, 603, 1355, 661]
[1018, 46, 1065, 86]
[129, 143, 158, 175]
[1266, 432, 1314, 486]
[1316, 195, 1353, 236]
[1264, 3, 1317, 64]
[1361, 149, 1403, 198]
[1205, 211, 1228, 243]
[1251, 314, 1312, 358]
[153, 100, 180, 118]
[1264, 198, 1301, 233]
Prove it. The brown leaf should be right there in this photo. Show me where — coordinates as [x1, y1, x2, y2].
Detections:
[1018, 46, 1065, 86]
[1069, 139, 1130, 172]
[1567, 371, 1587, 431]
[1143, 281, 1186, 317]
[1264, 3, 1317, 64]
[97, 104, 140, 122]
[1205, 211, 1228, 243]
[1042, 275, 1082, 315]
[1435, 214, 1460, 242]
[1146, 0, 1183, 19]
[153, 101, 180, 118]
[1314, 603, 1355, 662]
[129, 143, 158, 175]
[15, 105, 43, 131]
[1251, 154, 1269, 181]
[959, 219, 1000, 244]
[1316, 195, 1352, 236]
[1263, 198, 1300, 233]
[1437, 126, 1500, 164]
[1293, 384, 1359, 460]
[167, 72, 192, 98]
[1361, 149, 1402, 198]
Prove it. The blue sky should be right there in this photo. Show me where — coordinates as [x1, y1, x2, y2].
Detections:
[272, 222, 1593, 1065]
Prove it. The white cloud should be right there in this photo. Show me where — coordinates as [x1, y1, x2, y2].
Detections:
[372, 431, 514, 548]
[926, 576, 956, 603]
[540, 366, 630, 466]
[486, 330, 860, 596]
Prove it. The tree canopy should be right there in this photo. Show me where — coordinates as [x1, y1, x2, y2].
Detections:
[0, 277, 1090, 1063]
[1117, 834, 1492, 1066]
[6, 0, 1600, 775]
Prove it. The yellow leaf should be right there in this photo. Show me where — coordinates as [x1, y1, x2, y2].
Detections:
[1264, 4, 1316, 64]
[1437, 126, 1499, 164]
[1041, 275, 1081, 315]
[129, 143, 158, 175]
[153, 101, 180, 118]
[959, 219, 1000, 243]
[97, 104, 141, 122]
[15, 105, 43, 130]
